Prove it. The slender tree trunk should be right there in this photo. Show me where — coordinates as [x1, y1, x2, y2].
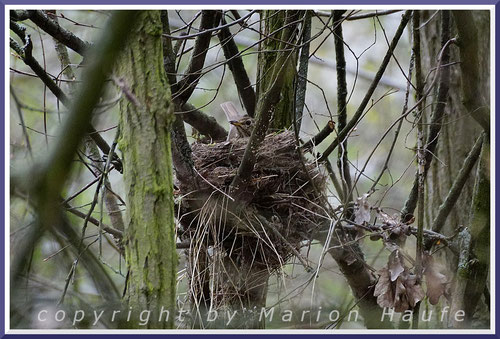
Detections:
[118, 10, 177, 329]
[420, 10, 490, 328]
[450, 136, 490, 328]
[191, 10, 302, 329]
[257, 10, 299, 130]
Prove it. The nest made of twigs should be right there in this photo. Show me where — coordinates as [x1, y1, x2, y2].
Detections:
[178, 130, 327, 272]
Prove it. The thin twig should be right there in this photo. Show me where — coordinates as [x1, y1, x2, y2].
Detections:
[10, 86, 33, 159]
[26, 10, 90, 55]
[164, 10, 256, 40]
[318, 11, 412, 162]
[173, 10, 221, 104]
[401, 12, 452, 219]
[9, 21, 122, 172]
[315, 9, 402, 21]
[429, 133, 485, 236]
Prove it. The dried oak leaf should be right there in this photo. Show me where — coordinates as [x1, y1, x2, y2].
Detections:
[354, 193, 371, 225]
[377, 209, 410, 244]
[423, 253, 448, 305]
[388, 249, 405, 281]
[374, 250, 425, 312]
[374, 267, 394, 308]
[378, 209, 399, 227]
[394, 271, 425, 312]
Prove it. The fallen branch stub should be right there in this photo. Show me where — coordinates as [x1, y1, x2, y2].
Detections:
[175, 130, 327, 323]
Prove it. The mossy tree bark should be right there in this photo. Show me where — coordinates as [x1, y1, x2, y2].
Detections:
[118, 11, 177, 329]
[450, 137, 490, 328]
[256, 10, 300, 130]
[419, 10, 490, 328]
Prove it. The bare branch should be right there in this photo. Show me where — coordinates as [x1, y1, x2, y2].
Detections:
[217, 15, 256, 117]
[10, 21, 123, 172]
[429, 133, 484, 236]
[63, 201, 123, 239]
[333, 10, 353, 209]
[302, 120, 335, 151]
[230, 11, 300, 200]
[26, 10, 91, 55]
[173, 10, 221, 104]
[401, 11, 451, 219]
[10, 11, 138, 291]
[319, 10, 412, 162]
[161, 11, 200, 189]
[49, 9, 125, 235]
[178, 102, 227, 141]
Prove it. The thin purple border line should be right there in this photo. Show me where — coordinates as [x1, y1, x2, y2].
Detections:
[1, 2, 4, 339]
[1, 1, 498, 338]
[0, 0, 500, 5]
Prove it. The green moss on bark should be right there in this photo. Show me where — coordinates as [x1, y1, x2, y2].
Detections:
[256, 10, 299, 130]
[118, 10, 177, 329]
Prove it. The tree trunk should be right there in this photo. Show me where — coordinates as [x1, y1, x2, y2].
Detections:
[202, 10, 301, 329]
[419, 10, 490, 328]
[178, 11, 303, 329]
[118, 10, 177, 329]
[257, 10, 299, 130]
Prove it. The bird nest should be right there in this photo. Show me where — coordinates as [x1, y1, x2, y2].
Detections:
[177, 130, 327, 272]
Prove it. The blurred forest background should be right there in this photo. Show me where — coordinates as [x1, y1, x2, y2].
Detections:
[9, 9, 491, 330]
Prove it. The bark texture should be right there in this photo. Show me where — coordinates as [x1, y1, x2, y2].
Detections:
[118, 11, 177, 329]
[419, 10, 490, 328]
[257, 10, 299, 130]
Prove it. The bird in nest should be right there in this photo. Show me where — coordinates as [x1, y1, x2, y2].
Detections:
[220, 101, 255, 140]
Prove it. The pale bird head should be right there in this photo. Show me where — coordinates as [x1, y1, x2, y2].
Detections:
[229, 116, 255, 138]
[221, 101, 255, 140]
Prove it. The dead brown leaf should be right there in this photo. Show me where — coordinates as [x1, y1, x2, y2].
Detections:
[423, 253, 448, 305]
[388, 249, 405, 281]
[354, 193, 371, 225]
[376, 209, 411, 245]
[374, 267, 394, 309]
[374, 250, 425, 312]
